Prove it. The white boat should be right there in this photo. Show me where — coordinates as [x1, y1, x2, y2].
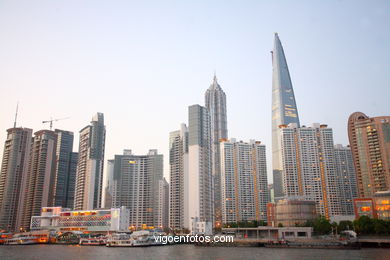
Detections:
[5, 236, 38, 245]
[106, 233, 133, 247]
[131, 231, 151, 247]
[79, 237, 107, 246]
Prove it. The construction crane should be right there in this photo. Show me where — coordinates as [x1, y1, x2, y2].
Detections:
[42, 117, 70, 130]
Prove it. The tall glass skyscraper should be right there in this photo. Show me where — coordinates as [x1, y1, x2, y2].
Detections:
[272, 33, 300, 198]
[205, 75, 227, 227]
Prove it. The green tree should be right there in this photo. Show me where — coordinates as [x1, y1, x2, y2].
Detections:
[338, 220, 353, 232]
[313, 216, 332, 235]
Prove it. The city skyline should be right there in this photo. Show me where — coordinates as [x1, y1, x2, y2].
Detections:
[1, 1, 389, 183]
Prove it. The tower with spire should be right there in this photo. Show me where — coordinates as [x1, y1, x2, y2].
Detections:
[205, 73, 228, 227]
[271, 33, 300, 198]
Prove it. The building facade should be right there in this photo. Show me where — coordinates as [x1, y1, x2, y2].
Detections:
[110, 150, 165, 230]
[271, 33, 300, 198]
[30, 206, 130, 232]
[267, 198, 317, 227]
[74, 113, 106, 210]
[280, 123, 342, 219]
[169, 124, 188, 231]
[187, 105, 213, 231]
[205, 74, 228, 226]
[348, 112, 390, 198]
[158, 178, 169, 231]
[220, 139, 269, 224]
[334, 144, 358, 215]
[53, 129, 78, 209]
[18, 130, 58, 230]
[0, 128, 32, 231]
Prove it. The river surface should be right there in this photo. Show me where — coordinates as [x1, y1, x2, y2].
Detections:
[0, 244, 389, 260]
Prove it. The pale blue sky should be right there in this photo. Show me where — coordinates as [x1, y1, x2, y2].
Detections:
[0, 0, 389, 182]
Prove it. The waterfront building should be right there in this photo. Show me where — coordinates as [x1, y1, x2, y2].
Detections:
[334, 144, 358, 215]
[18, 130, 58, 230]
[353, 198, 376, 219]
[0, 127, 32, 232]
[205, 74, 228, 227]
[110, 149, 165, 229]
[220, 139, 269, 224]
[187, 105, 213, 231]
[74, 113, 106, 210]
[169, 124, 188, 231]
[53, 129, 78, 209]
[271, 33, 300, 198]
[280, 123, 342, 219]
[348, 112, 390, 198]
[353, 191, 390, 220]
[30, 206, 129, 232]
[267, 198, 317, 227]
[222, 226, 313, 240]
[373, 191, 390, 220]
[191, 217, 213, 235]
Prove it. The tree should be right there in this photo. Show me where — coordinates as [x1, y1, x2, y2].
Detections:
[353, 216, 374, 235]
[338, 220, 353, 232]
[312, 216, 332, 235]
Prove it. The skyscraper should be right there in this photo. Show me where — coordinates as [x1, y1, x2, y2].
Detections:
[0, 127, 32, 231]
[187, 105, 213, 231]
[169, 124, 188, 231]
[220, 139, 269, 224]
[205, 74, 228, 226]
[280, 123, 341, 219]
[348, 112, 390, 198]
[74, 113, 106, 210]
[334, 144, 358, 215]
[53, 129, 78, 209]
[272, 33, 300, 198]
[110, 149, 165, 229]
[18, 130, 58, 230]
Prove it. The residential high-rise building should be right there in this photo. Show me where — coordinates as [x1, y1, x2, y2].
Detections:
[220, 139, 269, 224]
[271, 33, 300, 198]
[280, 123, 341, 219]
[348, 112, 390, 198]
[169, 124, 188, 231]
[53, 129, 78, 209]
[158, 178, 169, 230]
[205, 74, 228, 226]
[187, 105, 213, 231]
[18, 130, 58, 230]
[334, 144, 358, 215]
[0, 128, 32, 232]
[74, 113, 106, 210]
[110, 149, 165, 229]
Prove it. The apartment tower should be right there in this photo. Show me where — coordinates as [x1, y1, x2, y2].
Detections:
[74, 113, 106, 210]
[348, 112, 390, 198]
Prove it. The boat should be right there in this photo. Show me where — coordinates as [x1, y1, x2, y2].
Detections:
[130, 231, 151, 247]
[106, 233, 133, 247]
[79, 237, 107, 246]
[4, 236, 38, 245]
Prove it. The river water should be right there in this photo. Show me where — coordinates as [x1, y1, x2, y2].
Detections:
[0, 244, 389, 260]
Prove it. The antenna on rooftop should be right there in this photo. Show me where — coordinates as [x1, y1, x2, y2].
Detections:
[13, 101, 19, 128]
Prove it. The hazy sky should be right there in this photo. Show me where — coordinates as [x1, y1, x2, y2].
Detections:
[0, 0, 389, 182]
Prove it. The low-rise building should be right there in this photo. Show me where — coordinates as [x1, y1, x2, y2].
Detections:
[353, 191, 390, 220]
[30, 206, 129, 233]
[267, 198, 317, 227]
[222, 226, 313, 240]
